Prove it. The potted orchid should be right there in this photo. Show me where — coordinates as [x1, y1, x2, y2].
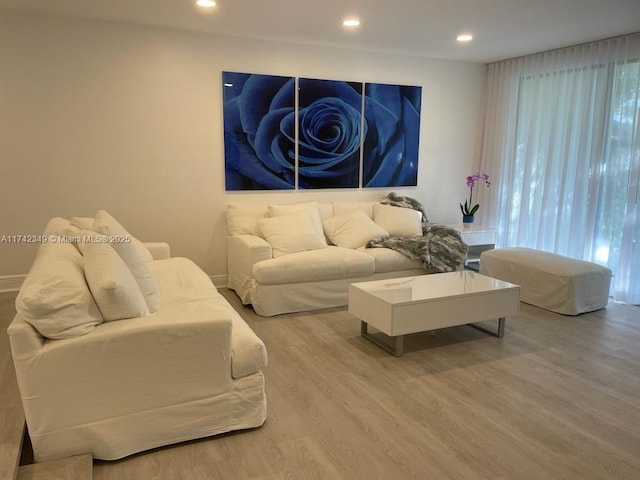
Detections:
[460, 173, 490, 224]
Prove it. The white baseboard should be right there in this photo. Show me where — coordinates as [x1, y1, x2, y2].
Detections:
[0, 275, 26, 293]
[210, 275, 228, 289]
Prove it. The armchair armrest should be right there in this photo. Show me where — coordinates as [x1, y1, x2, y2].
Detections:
[143, 242, 171, 260]
[227, 235, 272, 303]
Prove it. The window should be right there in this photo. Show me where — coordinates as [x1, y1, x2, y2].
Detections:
[480, 34, 640, 304]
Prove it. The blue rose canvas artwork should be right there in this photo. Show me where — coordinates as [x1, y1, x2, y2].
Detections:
[297, 78, 363, 189]
[363, 83, 422, 187]
[222, 72, 422, 190]
[222, 72, 296, 190]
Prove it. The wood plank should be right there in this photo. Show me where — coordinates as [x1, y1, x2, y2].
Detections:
[17, 454, 92, 480]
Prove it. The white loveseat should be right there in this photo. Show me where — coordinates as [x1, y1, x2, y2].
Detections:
[227, 200, 437, 316]
[8, 213, 267, 462]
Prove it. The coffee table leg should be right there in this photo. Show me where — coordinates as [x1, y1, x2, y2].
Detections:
[469, 317, 506, 338]
[360, 321, 404, 357]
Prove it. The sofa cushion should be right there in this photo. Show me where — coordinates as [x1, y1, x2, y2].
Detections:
[15, 240, 104, 339]
[252, 246, 375, 284]
[225, 204, 269, 237]
[360, 246, 423, 273]
[268, 200, 327, 234]
[373, 203, 422, 237]
[258, 210, 328, 258]
[268, 200, 318, 218]
[92, 210, 160, 312]
[148, 257, 218, 304]
[322, 209, 389, 249]
[83, 242, 150, 321]
[333, 201, 376, 218]
[71, 216, 153, 263]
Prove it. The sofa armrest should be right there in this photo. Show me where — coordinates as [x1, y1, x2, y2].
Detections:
[8, 316, 46, 360]
[12, 301, 234, 435]
[227, 235, 272, 303]
[143, 242, 171, 260]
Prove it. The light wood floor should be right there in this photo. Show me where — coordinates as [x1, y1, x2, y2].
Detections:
[3, 290, 640, 479]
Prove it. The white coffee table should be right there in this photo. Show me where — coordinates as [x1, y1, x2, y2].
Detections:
[348, 271, 520, 356]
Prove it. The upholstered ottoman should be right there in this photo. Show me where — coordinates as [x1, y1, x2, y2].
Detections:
[479, 247, 612, 315]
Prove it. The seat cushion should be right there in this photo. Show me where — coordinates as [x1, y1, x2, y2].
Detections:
[252, 246, 375, 285]
[148, 257, 218, 304]
[360, 246, 423, 273]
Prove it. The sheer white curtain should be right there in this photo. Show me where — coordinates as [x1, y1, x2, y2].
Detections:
[478, 33, 640, 304]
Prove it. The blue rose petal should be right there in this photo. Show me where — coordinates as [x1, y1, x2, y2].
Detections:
[224, 96, 294, 190]
[299, 79, 362, 110]
[239, 75, 294, 146]
[270, 77, 296, 109]
[363, 97, 399, 157]
[254, 107, 296, 172]
[367, 84, 403, 121]
[399, 95, 420, 185]
[365, 131, 405, 187]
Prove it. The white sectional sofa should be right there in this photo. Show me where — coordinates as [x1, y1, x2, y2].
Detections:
[8, 212, 267, 462]
[226, 200, 466, 316]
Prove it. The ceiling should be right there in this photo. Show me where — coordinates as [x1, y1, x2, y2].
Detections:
[1, 0, 639, 63]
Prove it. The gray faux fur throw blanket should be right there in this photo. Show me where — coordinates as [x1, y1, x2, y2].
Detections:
[369, 193, 467, 273]
[367, 224, 468, 273]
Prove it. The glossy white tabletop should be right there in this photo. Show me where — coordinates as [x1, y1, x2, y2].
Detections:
[350, 271, 519, 305]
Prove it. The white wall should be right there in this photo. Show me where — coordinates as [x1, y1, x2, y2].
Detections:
[0, 11, 486, 282]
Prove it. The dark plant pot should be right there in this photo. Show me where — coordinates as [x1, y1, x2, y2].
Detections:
[462, 214, 475, 225]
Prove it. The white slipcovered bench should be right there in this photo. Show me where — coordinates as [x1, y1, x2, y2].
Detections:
[479, 247, 612, 315]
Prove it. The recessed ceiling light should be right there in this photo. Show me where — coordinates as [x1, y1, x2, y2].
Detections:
[196, 0, 216, 7]
[343, 18, 360, 27]
[457, 33, 473, 42]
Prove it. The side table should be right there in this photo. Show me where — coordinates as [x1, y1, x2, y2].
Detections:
[450, 225, 497, 271]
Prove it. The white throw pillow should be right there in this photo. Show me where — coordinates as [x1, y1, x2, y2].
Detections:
[258, 210, 328, 258]
[15, 242, 103, 339]
[92, 210, 160, 312]
[225, 204, 268, 237]
[268, 201, 318, 217]
[268, 201, 325, 241]
[323, 210, 389, 249]
[83, 242, 150, 321]
[333, 201, 376, 219]
[71, 216, 154, 263]
[69, 216, 94, 230]
[373, 203, 423, 238]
